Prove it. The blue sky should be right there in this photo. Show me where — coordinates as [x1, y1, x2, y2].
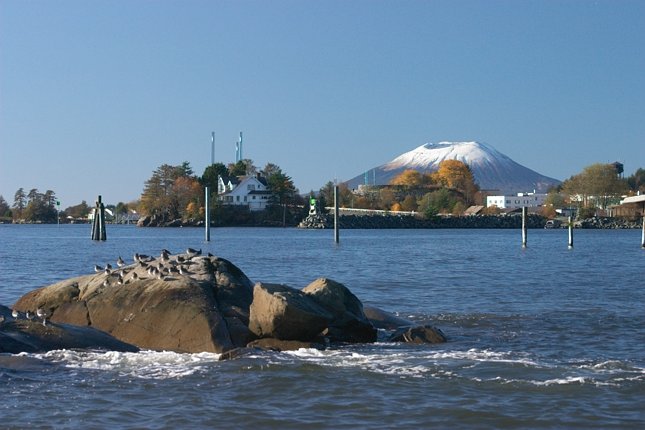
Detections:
[1, 0, 643, 207]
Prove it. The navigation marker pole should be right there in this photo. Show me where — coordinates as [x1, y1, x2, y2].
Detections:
[568, 216, 573, 249]
[205, 186, 211, 242]
[641, 214, 644, 249]
[91, 195, 107, 241]
[521, 207, 527, 248]
[334, 185, 340, 244]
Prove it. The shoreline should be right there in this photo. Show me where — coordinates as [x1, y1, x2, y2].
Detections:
[2, 215, 641, 229]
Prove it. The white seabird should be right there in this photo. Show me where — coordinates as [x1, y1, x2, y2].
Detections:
[36, 308, 47, 326]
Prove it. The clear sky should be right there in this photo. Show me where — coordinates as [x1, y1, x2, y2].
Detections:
[1, 0, 643, 207]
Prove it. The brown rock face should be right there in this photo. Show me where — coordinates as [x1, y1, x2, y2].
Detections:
[248, 283, 333, 341]
[302, 278, 377, 343]
[13, 254, 254, 354]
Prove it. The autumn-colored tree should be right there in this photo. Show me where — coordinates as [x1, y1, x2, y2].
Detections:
[64, 201, 90, 219]
[352, 196, 371, 209]
[400, 195, 418, 212]
[544, 190, 567, 209]
[561, 163, 628, 209]
[391, 202, 402, 212]
[379, 188, 396, 209]
[185, 201, 200, 219]
[140, 162, 198, 219]
[390, 170, 426, 187]
[482, 205, 502, 215]
[432, 160, 478, 204]
[172, 176, 203, 219]
[319, 182, 354, 208]
[539, 205, 557, 219]
[452, 201, 467, 216]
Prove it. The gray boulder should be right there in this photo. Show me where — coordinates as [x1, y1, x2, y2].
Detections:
[248, 283, 333, 341]
[302, 278, 377, 343]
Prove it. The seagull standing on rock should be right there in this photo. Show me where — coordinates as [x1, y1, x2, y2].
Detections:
[117, 256, 125, 267]
[12, 309, 19, 319]
[36, 308, 47, 326]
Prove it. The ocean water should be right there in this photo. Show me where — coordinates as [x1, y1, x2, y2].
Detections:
[1, 224, 644, 429]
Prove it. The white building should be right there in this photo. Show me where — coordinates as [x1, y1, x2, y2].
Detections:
[486, 192, 547, 209]
[217, 174, 272, 211]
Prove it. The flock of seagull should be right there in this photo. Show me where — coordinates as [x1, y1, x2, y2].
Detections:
[1, 307, 48, 326]
[93, 247, 204, 287]
[0, 248, 204, 329]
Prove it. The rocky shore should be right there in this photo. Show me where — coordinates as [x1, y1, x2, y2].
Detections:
[299, 213, 548, 229]
[299, 213, 642, 229]
[573, 217, 642, 229]
[2, 251, 445, 356]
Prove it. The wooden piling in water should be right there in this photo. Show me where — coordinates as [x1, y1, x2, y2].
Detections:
[334, 185, 340, 244]
[568, 216, 573, 249]
[641, 215, 644, 249]
[91, 195, 106, 241]
[205, 186, 211, 242]
[521, 206, 527, 248]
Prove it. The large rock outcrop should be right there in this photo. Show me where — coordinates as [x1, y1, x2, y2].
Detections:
[11, 251, 443, 354]
[13, 253, 254, 354]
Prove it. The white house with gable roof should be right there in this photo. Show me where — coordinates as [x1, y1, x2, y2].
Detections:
[217, 174, 272, 211]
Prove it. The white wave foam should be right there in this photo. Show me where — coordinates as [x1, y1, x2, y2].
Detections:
[281, 347, 543, 379]
[35, 349, 221, 380]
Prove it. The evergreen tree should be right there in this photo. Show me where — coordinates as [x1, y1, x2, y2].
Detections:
[627, 168, 645, 193]
[12, 188, 26, 220]
[201, 162, 228, 191]
[0, 195, 11, 217]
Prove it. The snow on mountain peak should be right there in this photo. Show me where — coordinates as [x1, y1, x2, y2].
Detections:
[344, 140, 561, 194]
[385, 141, 507, 171]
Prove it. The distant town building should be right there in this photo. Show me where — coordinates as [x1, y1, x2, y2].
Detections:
[217, 174, 272, 211]
[486, 192, 547, 209]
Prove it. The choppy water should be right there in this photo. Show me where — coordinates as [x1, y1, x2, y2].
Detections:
[1, 224, 644, 429]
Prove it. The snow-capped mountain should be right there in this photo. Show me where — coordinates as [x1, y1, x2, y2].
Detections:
[344, 141, 561, 193]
